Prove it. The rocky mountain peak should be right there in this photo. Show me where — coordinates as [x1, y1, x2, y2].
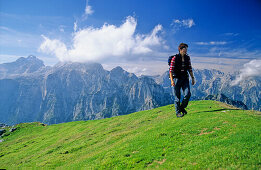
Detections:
[15, 55, 44, 66]
[110, 66, 127, 75]
[0, 55, 45, 78]
[111, 66, 124, 72]
[109, 66, 138, 85]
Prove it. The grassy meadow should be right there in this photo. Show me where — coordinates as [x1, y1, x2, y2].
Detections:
[0, 100, 260, 169]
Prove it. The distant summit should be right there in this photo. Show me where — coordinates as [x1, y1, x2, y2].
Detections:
[12, 55, 44, 66]
[0, 55, 45, 78]
[111, 66, 125, 73]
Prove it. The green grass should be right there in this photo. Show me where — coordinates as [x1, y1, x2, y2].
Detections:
[0, 100, 260, 169]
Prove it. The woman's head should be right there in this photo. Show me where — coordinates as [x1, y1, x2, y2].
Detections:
[178, 43, 188, 55]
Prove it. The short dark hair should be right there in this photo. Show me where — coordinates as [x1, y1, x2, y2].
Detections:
[178, 43, 188, 51]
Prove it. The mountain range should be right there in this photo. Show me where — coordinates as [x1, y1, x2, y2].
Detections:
[0, 56, 171, 125]
[0, 56, 260, 125]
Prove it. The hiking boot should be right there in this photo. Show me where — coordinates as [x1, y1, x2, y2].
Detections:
[181, 107, 187, 115]
[176, 113, 184, 118]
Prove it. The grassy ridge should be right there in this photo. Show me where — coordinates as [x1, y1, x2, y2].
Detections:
[0, 100, 260, 169]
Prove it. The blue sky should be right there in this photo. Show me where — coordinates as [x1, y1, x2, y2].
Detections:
[0, 0, 261, 76]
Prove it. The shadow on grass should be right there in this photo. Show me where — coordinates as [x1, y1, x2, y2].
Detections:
[193, 108, 240, 114]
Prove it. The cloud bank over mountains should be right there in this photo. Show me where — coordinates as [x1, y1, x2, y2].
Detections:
[232, 59, 261, 85]
[39, 16, 164, 63]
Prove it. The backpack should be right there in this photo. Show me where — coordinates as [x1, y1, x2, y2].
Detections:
[168, 55, 175, 79]
[168, 55, 175, 66]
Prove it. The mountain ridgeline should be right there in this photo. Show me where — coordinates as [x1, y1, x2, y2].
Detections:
[0, 56, 171, 125]
[0, 56, 260, 125]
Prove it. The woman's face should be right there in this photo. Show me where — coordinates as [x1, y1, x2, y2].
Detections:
[180, 47, 187, 55]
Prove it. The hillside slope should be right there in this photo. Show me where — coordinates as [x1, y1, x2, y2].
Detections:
[0, 100, 260, 169]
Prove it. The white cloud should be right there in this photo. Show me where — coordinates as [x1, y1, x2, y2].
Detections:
[209, 41, 226, 45]
[231, 59, 261, 85]
[74, 21, 78, 32]
[39, 16, 164, 63]
[203, 47, 261, 60]
[59, 25, 65, 32]
[125, 66, 148, 76]
[173, 20, 181, 24]
[190, 55, 250, 73]
[172, 19, 195, 29]
[133, 24, 163, 54]
[0, 26, 12, 32]
[85, 0, 94, 15]
[182, 19, 195, 28]
[39, 35, 69, 62]
[191, 47, 261, 74]
[102, 60, 169, 76]
[195, 41, 227, 45]
[223, 32, 239, 36]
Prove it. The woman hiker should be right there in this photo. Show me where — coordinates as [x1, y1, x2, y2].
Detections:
[169, 43, 195, 117]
